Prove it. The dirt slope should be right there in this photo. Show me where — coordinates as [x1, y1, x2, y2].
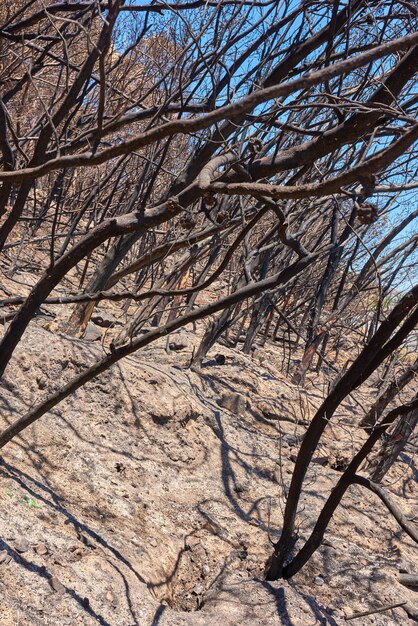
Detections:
[0, 322, 416, 625]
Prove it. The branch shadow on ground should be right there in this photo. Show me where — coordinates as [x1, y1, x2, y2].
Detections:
[0, 536, 112, 626]
[260, 582, 295, 626]
[0, 457, 157, 625]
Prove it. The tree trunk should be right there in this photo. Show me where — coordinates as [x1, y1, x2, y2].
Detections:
[370, 408, 418, 482]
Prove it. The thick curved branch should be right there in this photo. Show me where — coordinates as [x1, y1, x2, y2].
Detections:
[351, 474, 418, 543]
[280, 394, 418, 578]
[207, 124, 418, 200]
[1, 31, 418, 184]
[267, 290, 418, 579]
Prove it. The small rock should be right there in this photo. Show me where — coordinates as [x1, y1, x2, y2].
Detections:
[168, 341, 188, 351]
[15, 538, 30, 553]
[149, 538, 158, 547]
[314, 576, 325, 586]
[36, 376, 47, 390]
[105, 590, 117, 605]
[0, 550, 11, 564]
[115, 462, 125, 474]
[217, 392, 247, 413]
[49, 576, 65, 594]
[201, 564, 210, 577]
[35, 543, 48, 556]
[312, 456, 329, 466]
[215, 353, 226, 365]
[69, 547, 84, 561]
[91, 310, 118, 328]
[82, 322, 102, 342]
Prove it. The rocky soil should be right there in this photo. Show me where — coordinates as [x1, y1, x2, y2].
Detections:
[0, 319, 416, 625]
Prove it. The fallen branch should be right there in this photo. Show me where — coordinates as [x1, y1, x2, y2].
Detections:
[398, 573, 418, 589]
[346, 601, 407, 621]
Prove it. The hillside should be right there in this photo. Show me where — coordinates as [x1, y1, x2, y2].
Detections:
[0, 320, 416, 626]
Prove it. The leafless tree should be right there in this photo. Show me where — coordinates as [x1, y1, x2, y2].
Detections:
[0, 0, 417, 580]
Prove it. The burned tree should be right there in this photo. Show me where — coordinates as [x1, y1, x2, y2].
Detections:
[0, 0, 417, 583]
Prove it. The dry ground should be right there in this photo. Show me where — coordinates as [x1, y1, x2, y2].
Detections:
[0, 319, 416, 625]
